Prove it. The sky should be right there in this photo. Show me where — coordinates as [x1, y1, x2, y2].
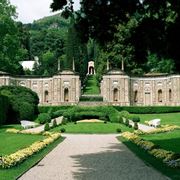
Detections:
[10, 0, 80, 23]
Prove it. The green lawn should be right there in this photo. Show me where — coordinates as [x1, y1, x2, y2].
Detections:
[141, 130, 180, 153]
[0, 125, 45, 155]
[118, 136, 180, 180]
[0, 137, 64, 180]
[132, 113, 180, 126]
[83, 75, 100, 95]
[50, 122, 133, 134]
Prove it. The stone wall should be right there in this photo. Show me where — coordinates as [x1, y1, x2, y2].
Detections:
[0, 71, 81, 105]
[101, 70, 180, 106]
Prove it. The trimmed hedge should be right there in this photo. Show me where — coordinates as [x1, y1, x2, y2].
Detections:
[62, 106, 120, 123]
[38, 106, 74, 114]
[114, 106, 180, 114]
[0, 86, 39, 123]
[0, 95, 9, 126]
[79, 96, 103, 102]
[37, 113, 51, 124]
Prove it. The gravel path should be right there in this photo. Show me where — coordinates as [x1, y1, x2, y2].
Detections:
[19, 134, 168, 180]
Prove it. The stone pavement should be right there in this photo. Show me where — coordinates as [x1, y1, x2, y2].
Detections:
[19, 134, 168, 180]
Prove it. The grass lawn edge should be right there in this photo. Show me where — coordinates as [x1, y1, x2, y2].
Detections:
[0, 136, 65, 180]
[117, 136, 180, 180]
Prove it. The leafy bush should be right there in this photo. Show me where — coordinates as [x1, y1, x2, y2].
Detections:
[44, 122, 50, 131]
[0, 86, 39, 123]
[125, 119, 129, 126]
[116, 128, 121, 133]
[134, 122, 138, 130]
[131, 116, 140, 123]
[0, 95, 9, 126]
[114, 106, 180, 114]
[52, 110, 65, 118]
[60, 128, 66, 133]
[119, 111, 130, 119]
[37, 113, 51, 124]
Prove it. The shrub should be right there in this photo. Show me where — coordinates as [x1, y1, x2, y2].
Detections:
[0, 95, 9, 126]
[44, 123, 50, 131]
[116, 128, 122, 133]
[62, 117, 68, 125]
[52, 110, 65, 118]
[53, 119, 57, 127]
[128, 124, 132, 128]
[119, 111, 130, 119]
[37, 113, 51, 124]
[0, 86, 39, 123]
[134, 122, 139, 130]
[131, 116, 140, 123]
[125, 119, 129, 126]
[114, 106, 180, 114]
[60, 128, 66, 133]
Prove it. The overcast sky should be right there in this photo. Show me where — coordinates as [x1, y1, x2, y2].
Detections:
[10, 0, 80, 23]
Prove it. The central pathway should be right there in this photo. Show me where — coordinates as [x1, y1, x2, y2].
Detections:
[19, 134, 168, 180]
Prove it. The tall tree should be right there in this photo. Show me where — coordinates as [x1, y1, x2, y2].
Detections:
[0, 0, 25, 74]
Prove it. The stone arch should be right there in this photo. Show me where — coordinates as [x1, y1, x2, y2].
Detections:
[44, 90, 49, 103]
[89, 66, 95, 75]
[64, 88, 69, 102]
[113, 88, 118, 102]
[169, 89, 172, 101]
[134, 90, 138, 102]
[158, 89, 162, 102]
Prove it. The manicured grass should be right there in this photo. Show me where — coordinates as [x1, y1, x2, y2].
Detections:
[0, 137, 64, 180]
[131, 113, 180, 126]
[118, 136, 180, 180]
[0, 125, 45, 155]
[141, 130, 180, 153]
[50, 122, 133, 134]
[84, 75, 100, 95]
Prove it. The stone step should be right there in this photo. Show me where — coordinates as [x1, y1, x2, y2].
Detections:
[78, 102, 108, 106]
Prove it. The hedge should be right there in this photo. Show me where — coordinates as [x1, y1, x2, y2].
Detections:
[38, 106, 74, 113]
[79, 96, 103, 102]
[114, 106, 180, 114]
[62, 106, 120, 122]
[0, 86, 39, 123]
[0, 95, 9, 126]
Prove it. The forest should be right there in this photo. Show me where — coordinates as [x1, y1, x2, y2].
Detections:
[1, 0, 180, 82]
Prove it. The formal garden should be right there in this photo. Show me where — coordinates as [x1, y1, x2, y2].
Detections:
[0, 85, 180, 179]
[1, 0, 180, 179]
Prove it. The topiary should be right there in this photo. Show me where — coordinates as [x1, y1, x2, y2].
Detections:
[134, 122, 138, 130]
[132, 116, 140, 123]
[53, 119, 57, 127]
[116, 128, 122, 133]
[44, 123, 50, 131]
[60, 128, 66, 133]
[125, 119, 129, 126]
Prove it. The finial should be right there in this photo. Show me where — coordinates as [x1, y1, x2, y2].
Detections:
[73, 58, 75, 71]
[107, 60, 109, 71]
[58, 59, 61, 71]
[121, 59, 124, 71]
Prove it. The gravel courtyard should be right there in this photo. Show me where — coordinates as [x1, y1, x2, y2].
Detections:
[19, 134, 168, 180]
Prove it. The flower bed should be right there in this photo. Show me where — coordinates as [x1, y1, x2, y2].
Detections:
[134, 125, 180, 135]
[121, 132, 180, 168]
[0, 132, 61, 168]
